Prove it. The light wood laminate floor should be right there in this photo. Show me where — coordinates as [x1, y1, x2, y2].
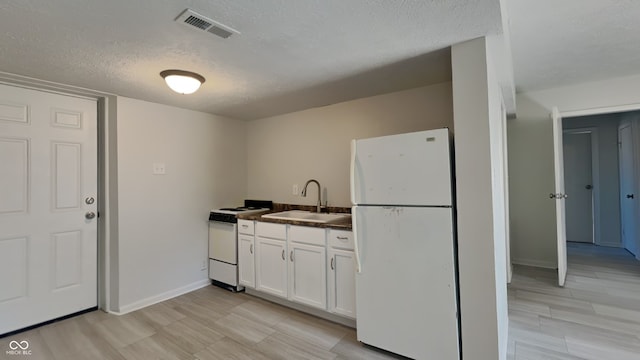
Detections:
[508, 242, 640, 360]
[0, 286, 405, 360]
[5, 242, 640, 360]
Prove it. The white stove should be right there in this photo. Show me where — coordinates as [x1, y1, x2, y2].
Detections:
[208, 200, 272, 291]
[209, 206, 269, 221]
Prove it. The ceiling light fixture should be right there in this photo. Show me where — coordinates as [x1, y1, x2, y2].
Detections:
[160, 70, 206, 94]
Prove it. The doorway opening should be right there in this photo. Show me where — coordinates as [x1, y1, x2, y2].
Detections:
[561, 111, 640, 259]
[562, 127, 597, 245]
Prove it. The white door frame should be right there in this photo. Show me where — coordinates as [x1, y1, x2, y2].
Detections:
[554, 103, 640, 286]
[562, 127, 600, 245]
[561, 104, 640, 118]
[0, 72, 117, 313]
[503, 103, 513, 284]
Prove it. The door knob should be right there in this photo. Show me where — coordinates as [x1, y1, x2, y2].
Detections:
[585, 185, 593, 190]
[627, 194, 635, 199]
[85, 212, 96, 219]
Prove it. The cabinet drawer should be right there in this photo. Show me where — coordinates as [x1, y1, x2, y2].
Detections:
[256, 222, 287, 240]
[328, 229, 354, 250]
[238, 220, 255, 235]
[289, 225, 325, 246]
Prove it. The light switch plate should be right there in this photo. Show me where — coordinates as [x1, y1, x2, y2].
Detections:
[153, 162, 166, 175]
[292, 184, 299, 195]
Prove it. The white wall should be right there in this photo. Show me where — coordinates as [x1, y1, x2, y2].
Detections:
[452, 37, 509, 360]
[487, 45, 510, 360]
[246, 83, 453, 207]
[102, 95, 120, 311]
[510, 74, 640, 267]
[114, 97, 247, 312]
[564, 114, 622, 247]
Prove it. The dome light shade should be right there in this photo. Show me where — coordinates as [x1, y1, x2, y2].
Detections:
[160, 70, 205, 94]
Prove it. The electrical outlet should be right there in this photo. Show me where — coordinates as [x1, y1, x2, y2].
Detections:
[292, 184, 299, 195]
[201, 259, 207, 271]
[152, 162, 166, 175]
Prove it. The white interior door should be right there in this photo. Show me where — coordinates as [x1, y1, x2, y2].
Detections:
[563, 132, 594, 243]
[0, 84, 98, 334]
[552, 107, 568, 287]
[618, 123, 638, 256]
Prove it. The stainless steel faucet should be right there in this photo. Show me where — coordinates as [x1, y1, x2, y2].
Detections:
[301, 179, 322, 212]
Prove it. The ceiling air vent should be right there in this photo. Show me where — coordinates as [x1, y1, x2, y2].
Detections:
[175, 9, 240, 39]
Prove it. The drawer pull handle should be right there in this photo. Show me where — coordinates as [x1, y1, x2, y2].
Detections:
[242, 224, 249, 228]
[336, 236, 349, 240]
[282, 249, 285, 260]
[290, 250, 294, 262]
[249, 244, 253, 254]
[330, 257, 334, 270]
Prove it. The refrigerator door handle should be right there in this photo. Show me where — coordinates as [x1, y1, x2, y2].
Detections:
[352, 206, 362, 273]
[350, 139, 357, 205]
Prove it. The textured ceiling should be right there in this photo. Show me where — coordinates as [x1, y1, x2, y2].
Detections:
[507, 0, 640, 93]
[0, 0, 503, 120]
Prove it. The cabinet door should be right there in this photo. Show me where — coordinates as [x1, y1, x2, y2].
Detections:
[255, 237, 288, 298]
[328, 248, 356, 318]
[238, 234, 255, 288]
[288, 243, 327, 309]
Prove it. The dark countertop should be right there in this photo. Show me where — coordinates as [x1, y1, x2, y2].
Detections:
[236, 203, 352, 230]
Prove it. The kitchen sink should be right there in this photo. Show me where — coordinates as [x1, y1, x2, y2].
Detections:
[262, 210, 351, 224]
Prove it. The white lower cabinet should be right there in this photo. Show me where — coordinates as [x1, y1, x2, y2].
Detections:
[327, 229, 356, 319]
[328, 248, 356, 318]
[238, 234, 255, 288]
[251, 222, 354, 320]
[255, 237, 288, 298]
[287, 225, 327, 309]
[255, 223, 288, 298]
[288, 242, 327, 309]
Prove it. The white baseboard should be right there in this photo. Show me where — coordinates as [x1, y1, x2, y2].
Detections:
[245, 288, 356, 328]
[597, 242, 622, 248]
[507, 264, 514, 284]
[110, 279, 210, 315]
[511, 258, 556, 269]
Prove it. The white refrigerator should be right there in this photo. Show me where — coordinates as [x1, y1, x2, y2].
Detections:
[350, 128, 460, 360]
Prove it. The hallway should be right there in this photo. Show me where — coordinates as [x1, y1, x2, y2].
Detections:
[508, 242, 640, 359]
